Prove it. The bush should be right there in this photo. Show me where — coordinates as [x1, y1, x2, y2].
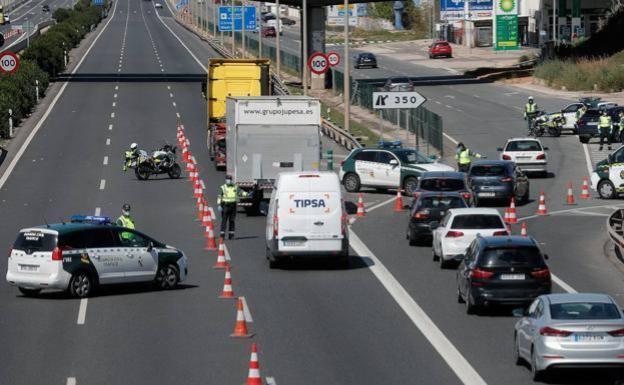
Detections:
[535, 54, 624, 92]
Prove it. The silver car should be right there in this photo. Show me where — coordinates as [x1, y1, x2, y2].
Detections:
[514, 293, 624, 381]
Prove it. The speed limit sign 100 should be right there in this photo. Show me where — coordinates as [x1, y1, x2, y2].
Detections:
[0, 51, 19, 74]
[307, 52, 329, 75]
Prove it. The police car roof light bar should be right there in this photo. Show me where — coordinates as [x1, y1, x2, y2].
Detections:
[70, 215, 112, 224]
[378, 140, 402, 149]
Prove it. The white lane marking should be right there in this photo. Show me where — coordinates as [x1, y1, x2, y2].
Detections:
[112, 102, 116, 107]
[108, 124, 113, 131]
[519, 202, 624, 222]
[176, 112, 181, 118]
[77, 298, 88, 325]
[473, 94, 480, 98]
[99, 179, 106, 190]
[95, 207, 101, 216]
[364, 196, 396, 213]
[239, 296, 253, 322]
[445, 105, 453, 109]
[169, 93, 173, 98]
[110, 112, 115, 118]
[444, 95, 455, 99]
[443, 132, 459, 145]
[155, 1, 207, 72]
[435, 101, 442, 105]
[66, 377, 77, 385]
[167, 85, 171, 90]
[106, 138, 111, 145]
[513, 106, 522, 111]
[582, 143, 593, 177]
[562, 209, 609, 217]
[115, 85, 119, 90]
[504, 92, 519, 96]
[172, 101, 177, 107]
[103, 156, 108, 165]
[266, 377, 276, 385]
[0, 0, 119, 192]
[348, 230, 488, 385]
[114, 93, 118, 98]
[552, 275, 577, 294]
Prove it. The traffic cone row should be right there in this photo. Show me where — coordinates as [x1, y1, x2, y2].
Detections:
[177, 124, 263, 383]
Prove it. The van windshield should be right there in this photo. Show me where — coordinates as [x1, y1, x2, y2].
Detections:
[13, 231, 57, 253]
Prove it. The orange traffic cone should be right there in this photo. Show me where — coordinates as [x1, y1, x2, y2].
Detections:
[186, 159, 194, 173]
[356, 193, 365, 217]
[393, 190, 404, 212]
[231, 298, 253, 338]
[520, 221, 528, 237]
[503, 207, 510, 223]
[246, 343, 262, 385]
[565, 182, 576, 205]
[213, 238, 228, 269]
[536, 192, 547, 215]
[204, 226, 217, 250]
[194, 180, 203, 199]
[202, 205, 212, 227]
[197, 199, 204, 221]
[580, 178, 590, 199]
[507, 198, 518, 224]
[219, 265, 235, 298]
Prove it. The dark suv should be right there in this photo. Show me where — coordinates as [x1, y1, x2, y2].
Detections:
[577, 106, 624, 144]
[468, 160, 529, 206]
[354, 52, 377, 69]
[456, 236, 551, 314]
[413, 171, 473, 204]
[407, 192, 467, 245]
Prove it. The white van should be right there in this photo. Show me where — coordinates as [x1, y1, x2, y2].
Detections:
[266, 19, 282, 35]
[266, 171, 348, 267]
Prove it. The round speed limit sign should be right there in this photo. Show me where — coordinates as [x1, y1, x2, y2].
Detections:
[327, 51, 340, 67]
[307, 52, 329, 75]
[0, 51, 19, 74]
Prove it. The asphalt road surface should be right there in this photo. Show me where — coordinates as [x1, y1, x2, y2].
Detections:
[1, 0, 624, 384]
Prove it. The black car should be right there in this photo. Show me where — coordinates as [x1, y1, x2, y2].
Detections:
[354, 52, 377, 69]
[577, 106, 624, 144]
[280, 17, 295, 25]
[407, 192, 467, 245]
[456, 235, 551, 314]
[468, 160, 529, 206]
[261, 12, 276, 21]
[413, 171, 473, 205]
[42, 4, 50, 12]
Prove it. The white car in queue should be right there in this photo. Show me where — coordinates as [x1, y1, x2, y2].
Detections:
[498, 137, 548, 177]
[431, 208, 508, 268]
[266, 171, 349, 268]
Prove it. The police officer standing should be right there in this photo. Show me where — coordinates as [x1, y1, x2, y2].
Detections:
[116, 204, 136, 241]
[524, 96, 538, 132]
[217, 175, 247, 240]
[614, 111, 624, 144]
[598, 110, 613, 151]
[455, 142, 483, 173]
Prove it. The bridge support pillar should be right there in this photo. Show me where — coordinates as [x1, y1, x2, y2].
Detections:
[301, 5, 327, 90]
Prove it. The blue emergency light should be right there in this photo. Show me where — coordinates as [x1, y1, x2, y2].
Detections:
[377, 140, 402, 149]
[70, 215, 112, 224]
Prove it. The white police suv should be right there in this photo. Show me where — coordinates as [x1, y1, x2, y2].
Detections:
[6, 216, 188, 298]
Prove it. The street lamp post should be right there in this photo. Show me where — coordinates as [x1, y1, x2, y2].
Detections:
[302, 0, 307, 94]
[231, 0, 235, 55]
[343, 0, 349, 132]
[275, 0, 281, 78]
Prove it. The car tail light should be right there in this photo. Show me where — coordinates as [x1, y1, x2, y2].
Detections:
[51, 247, 63, 261]
[445, 230, 464, 238]
[500, 177, 513, 182]
[607, 328, 624, 337]
[531, 268, 551, 279]
[536, 154, 546, 160]
[502, 154, 511, 160]
[471, 268, 494, 279]
[273, 215, 279, 237]
[462, 192, 471, 200]
[539, 327, 572, 337]
[414, 210, 430, 219]
[492, 230, 508, 236]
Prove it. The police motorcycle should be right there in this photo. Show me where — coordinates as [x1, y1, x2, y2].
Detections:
[134, 144, 182, 180]
[531, 110, 564, 137]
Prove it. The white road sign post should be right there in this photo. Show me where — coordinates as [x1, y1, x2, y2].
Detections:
[372, 90, 427, 144]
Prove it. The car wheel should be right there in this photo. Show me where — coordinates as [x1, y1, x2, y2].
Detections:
[439, 255, 449, 269]
[267, 246, 281, 269]
[531, 347, 545, 381]
[457, 288, 465, 303]
[579, 136, 590, 144]
[69, 271, 93, 298]
[343, 173, 361, 192]
[18, 287, 41, 297]
[168, 163, 181, 179]
[465, 293, 477, 314]
[408, 228, 418, 246]
[403, 176, 418, 196]
[432, 245, 440, 261]
[598, 179, 616, 199]
[513, 335, 523, 366]
[155, 264, 179, 289]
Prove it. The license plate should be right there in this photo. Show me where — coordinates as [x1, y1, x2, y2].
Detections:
[517, 156, 531, 160]
[573, 334, 605, 342]
[19, 264, 39, 272]
[478, 192, 496, 197]
[283, 241, 304, 247]
[588, 122, 598, 126]
[500, 274, 525, 280]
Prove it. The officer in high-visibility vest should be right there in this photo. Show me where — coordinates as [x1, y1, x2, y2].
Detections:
[613, 111, 624, 144]
[116, 203, 136, 241]
[575, 104, 587, 122]
[598, 110, 613, 151]
[217, 175, 248, 240]
[123, 143, 140, 172]
[455, 142, 484, 173]
[524, 96, 538, 132]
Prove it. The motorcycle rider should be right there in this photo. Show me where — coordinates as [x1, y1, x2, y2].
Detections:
[524, 96, 538, 132]
[123, 143, 140, 172]
[116, 203, 136, 241]
[217, 175, 248, 240]
[455, 142, 483, 173]
[598, 110, 613, 151]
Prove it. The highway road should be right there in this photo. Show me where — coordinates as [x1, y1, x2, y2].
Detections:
[1, 0, 624, 384]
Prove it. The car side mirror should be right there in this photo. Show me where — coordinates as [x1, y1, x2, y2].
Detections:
[543, 254, 549, 260]
[429, 155, 437, 160]
[543, 147, 549, 151]
[512, 308, 526, 318]
[429, 221, 439, 230]
[147, 241, 154, 252]
[389, 159, 399, 166]
[496, 147, 503, 151]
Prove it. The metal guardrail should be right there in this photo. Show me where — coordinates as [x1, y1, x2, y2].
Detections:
[321, 119, 362, 151]
[1, 19, 56, 53]
[607, 209, 624, 251]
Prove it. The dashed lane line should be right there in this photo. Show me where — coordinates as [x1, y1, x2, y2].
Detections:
[112, 102, 116, 107]
[176, 112, 180, 118]
[106, 138, 111, 145]
[99, 179, 106, 190]
[77, 298, 88, 325]
[110, 112, 115, 118]
[103, 156, 108, 165]
[519, 202, 624, 222]
[66, 377, 76, 385]
[108, 124, 113, 131]
[95, 207, 101, 216]
[365, 196, 396, 213]
[266, 377, 276, 385]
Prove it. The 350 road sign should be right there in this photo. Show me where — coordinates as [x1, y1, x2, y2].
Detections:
[308, 52, 329, 75]
[0, 52, 19, 74]
[372, 91, 426, 109]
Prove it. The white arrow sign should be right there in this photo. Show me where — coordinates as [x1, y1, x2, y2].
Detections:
[372, 91, 427, 110]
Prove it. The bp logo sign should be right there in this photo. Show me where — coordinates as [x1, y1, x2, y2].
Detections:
[498, 0, 516, 13]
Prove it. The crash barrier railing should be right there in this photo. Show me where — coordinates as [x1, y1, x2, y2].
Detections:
[333, 70, 444, 157]
[321, 118, 362, 151]
[607, 209, 624, 258]
[1, 19, 56, 54]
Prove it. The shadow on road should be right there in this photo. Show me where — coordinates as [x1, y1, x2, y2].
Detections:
[275, 255, 373, 271]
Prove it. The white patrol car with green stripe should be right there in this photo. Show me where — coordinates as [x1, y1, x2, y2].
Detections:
[339, 142, 454, 196]
[6, 216, 188, 298]
[591, 145, 624, 199]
